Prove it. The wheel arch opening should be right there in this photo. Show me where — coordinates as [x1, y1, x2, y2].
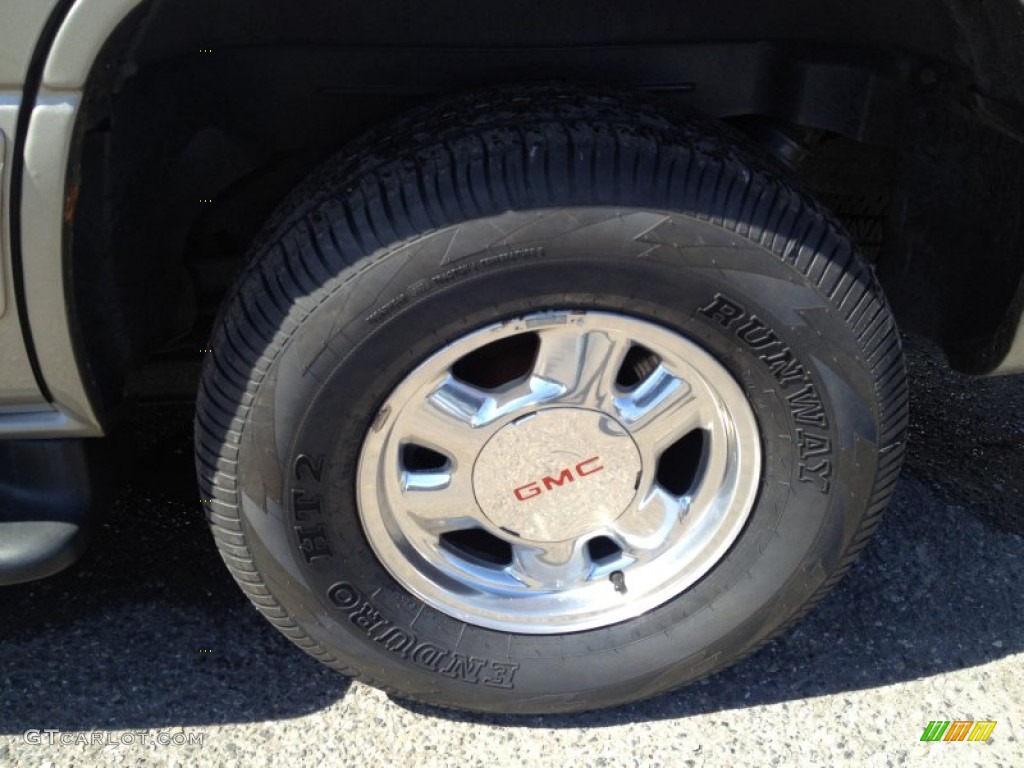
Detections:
[61, 0, 1024, 414]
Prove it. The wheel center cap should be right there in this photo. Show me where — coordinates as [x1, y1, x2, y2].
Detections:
[472, 408, 642, 543]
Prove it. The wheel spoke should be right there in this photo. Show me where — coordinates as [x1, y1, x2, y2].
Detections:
[399, 467, 481, 534]
[616, 365, 706, 454]
[609, 487, 682, 559]
[682, 433, 730, 520]
[413, 371, 568, 438]
[509, 540, 591, 588]
[532, 326, 632, 409]
[478, 376, 566, 423]
[399, 375, 492, 461]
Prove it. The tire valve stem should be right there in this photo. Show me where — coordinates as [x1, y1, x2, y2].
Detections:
[610, 570, 627, 595]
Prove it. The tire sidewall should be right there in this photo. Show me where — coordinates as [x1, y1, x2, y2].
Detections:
[232, 208, 880, 710]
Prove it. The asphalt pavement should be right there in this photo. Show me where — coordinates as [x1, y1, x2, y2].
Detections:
[0, 335, 1021, 767]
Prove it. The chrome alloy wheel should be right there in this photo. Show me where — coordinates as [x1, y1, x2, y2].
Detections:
[357, 311, 761, 633]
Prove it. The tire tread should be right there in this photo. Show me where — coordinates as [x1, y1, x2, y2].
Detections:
[194, 84, 908, 710]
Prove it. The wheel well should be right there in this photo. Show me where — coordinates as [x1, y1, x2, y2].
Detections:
[66, 0, 1024, 410]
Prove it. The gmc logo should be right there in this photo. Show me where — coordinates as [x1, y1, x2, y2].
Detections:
[513, 457, 604, 501]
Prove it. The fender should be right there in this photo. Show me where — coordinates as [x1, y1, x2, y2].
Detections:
[44, 0, 146, 91]
[11, 0, 144, 437]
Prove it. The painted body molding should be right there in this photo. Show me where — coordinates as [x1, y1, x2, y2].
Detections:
[43, 0, 145, 90]
[10, 0, 144, 433]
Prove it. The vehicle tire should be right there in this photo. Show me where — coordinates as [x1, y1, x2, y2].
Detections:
[195, 85, 908, 714]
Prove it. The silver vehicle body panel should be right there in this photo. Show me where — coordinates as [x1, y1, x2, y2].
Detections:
[43, 0, 144, 89]
[0, 0, 142, 436]
[0, 119, 47, 408]
[0, 1, 58, 414]
[0, 3, 55, 88]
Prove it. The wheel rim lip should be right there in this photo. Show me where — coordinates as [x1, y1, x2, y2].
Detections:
[356, 310, 762, 634]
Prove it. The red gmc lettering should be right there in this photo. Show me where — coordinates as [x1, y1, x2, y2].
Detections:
[542, 468, 574, 490]
[513, 482, 541, 501]
[513, 457, 604, 501]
